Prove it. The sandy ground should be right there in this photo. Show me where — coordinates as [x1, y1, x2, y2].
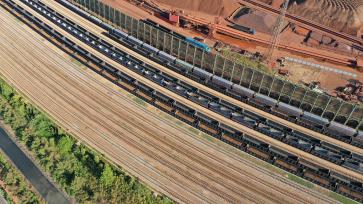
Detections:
[284, 61, 360, 93]
[38, 0, 363, 181]
[100, 0, 362, 94]
[0, 1, 341, 203]
[287, 0, 363, 36]
[151, 0, 240, 17]
[45, 0, 363, 158]
[232, 9, 276, 34]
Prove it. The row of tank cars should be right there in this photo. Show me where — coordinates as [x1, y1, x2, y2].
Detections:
[17, 0, 363, 201]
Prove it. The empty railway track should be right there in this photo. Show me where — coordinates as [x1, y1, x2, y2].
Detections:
[28, 0, 362, 162]
[35, 0, 363, 201]
[46, 0, 363, 153]
[30, 0, 363, 166]
[0, 1, 339, 203]
[9, 0, 363, 197]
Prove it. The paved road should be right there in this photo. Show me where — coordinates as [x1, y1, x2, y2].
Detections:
[0, 127, 70, 204]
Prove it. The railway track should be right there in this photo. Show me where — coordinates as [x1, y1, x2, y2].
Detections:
[27, 0, 363, 169]
[0, 3, 322, 203]
[37, 1, 363, 200]
[10, 0, 363, 188]
[0, 13, 244, 204]
[0, 0, 358, 202]
[0, 5, 218, 203]
[123, 0, 357, 65]
[4, 26, 266, 203]
[4, 0, 363, 201]
[0, 2, 335, 203]
[180, 14, 356, 65]
[239, 0, 363, 49]
[48, 0, 363, 154]
[39, 0, 363, 164]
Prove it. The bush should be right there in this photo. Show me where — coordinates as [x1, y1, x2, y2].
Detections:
[0, 78, 173, 204]
[221, 49, 270, 73]
[0, 154, 41, 204]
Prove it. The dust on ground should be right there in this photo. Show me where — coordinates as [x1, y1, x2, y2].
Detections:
[284, 61, 357, 93]
[151, 0, 240, 18]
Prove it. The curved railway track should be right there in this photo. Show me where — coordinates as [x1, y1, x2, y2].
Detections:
[44, 0, 363, 157]
[0, 6, 337, 203]
[11, 0, 363, 184]
[0, 22, 232, 204]
[0, 12, 319, 203]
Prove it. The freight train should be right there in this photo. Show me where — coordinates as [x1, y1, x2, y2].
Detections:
[105, 65, 363, 200]
[14, 0, 363, 201]
[108, 26, 363, 144]
[27, 0, 363, 173]
[109, 29, 363, 148]
[52, 0, 363, 145]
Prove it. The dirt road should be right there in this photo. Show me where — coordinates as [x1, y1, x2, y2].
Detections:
[0, 3, 338, 204]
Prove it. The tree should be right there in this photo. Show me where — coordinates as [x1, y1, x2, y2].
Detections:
[58, 137, 74, 155]
[0, 82, 14, 100]
[30, 114, 56, 138]
[100, 164, 115, 190]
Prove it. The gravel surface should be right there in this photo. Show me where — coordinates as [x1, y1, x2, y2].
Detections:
[0, 2, 341, 203]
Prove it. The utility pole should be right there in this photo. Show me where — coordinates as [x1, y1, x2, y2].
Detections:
[266, 0, 289, 66]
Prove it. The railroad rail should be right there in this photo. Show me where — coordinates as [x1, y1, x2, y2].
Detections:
[181, 15, 356, 65]
[53, 0, 363, 151]
[23, 0, 363, 168]
[239, 0, 363, 49]
[4, 0, 363, 201]
[29, 0, 363, 178]
[0, 1, 338, 203]
[122, 0, 357, 65]
[67, 0, 363, 132]
[0, 1, 308, 202]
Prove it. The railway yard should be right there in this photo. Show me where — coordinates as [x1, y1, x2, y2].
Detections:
[0, 0, 363, 203]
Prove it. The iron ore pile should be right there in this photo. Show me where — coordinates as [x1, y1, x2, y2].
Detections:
[288, 0, 363, 36]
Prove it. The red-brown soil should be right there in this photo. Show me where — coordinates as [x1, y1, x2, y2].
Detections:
[287, 0, 363, 36]
[232, 9, 276, 34]
[151, 0, 240, 17]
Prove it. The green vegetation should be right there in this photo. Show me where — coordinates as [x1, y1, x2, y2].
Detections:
[0, 75, 358, 204]
[201, 133, 214, 142]
[221, 49, 270, 73]
[0, 153, 41, 204]
[132, 97, 147, 107]
[0, 188, 10, 203]
[329, 192, 358, 204]
[287, 174, 314, 189]
[0, 78, 172, 203]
